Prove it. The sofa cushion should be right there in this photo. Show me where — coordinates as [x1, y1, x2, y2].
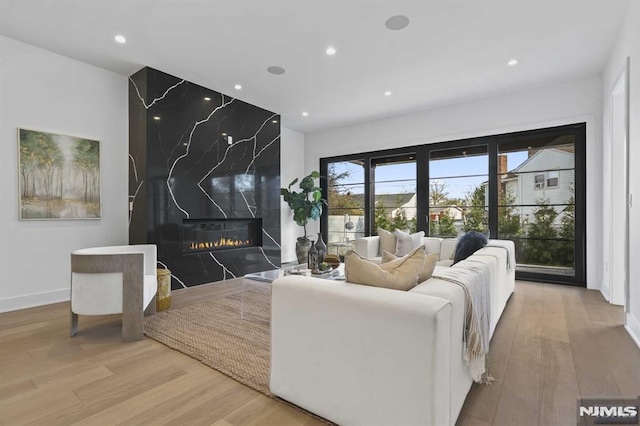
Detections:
[344, 247, 425, 291]
[395, 229, 425, 256]
[440, 238, 458, 262]
[377, 228, 397, 256]
[422, 237, 443, 255]
[437, 259, 455, 267]
[382, 250, 439, 283]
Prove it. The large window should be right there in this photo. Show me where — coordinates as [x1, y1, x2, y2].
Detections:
[320, 123, 586, 286]
[498, 135, 577, 278]
[429, 146, 489, 237]
[372, 154, 417, 233]
[326, 160, 365, 244]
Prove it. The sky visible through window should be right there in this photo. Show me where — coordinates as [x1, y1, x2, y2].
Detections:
[331, 151, 528, 199]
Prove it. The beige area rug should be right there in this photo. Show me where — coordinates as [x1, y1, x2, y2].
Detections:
[143, 285, 272, 394]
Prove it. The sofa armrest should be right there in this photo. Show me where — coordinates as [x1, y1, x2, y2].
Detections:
[355, 236, 380, 258]
[270, 276, 451, 426]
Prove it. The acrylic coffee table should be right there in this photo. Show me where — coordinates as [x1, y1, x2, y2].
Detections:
[241, 264, 345, 320]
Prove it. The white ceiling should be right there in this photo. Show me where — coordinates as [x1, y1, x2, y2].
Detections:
[0, 0, 630, 133]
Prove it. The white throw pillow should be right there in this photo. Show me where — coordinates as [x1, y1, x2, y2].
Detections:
[377, 227, 396, 256]
[394, 229, 425, 256]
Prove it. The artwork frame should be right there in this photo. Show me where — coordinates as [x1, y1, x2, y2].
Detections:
[18, 128, 101, 220]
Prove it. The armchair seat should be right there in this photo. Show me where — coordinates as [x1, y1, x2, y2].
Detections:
[70, 244, 158, 341]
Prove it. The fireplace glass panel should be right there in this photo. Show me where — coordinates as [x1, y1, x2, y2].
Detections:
[182, 218, 262, 253]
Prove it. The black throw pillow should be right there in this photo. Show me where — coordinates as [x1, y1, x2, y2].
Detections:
[453, 231, 488, 265]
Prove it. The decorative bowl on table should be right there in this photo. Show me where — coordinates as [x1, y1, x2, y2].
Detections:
[323, 255, 341, 270]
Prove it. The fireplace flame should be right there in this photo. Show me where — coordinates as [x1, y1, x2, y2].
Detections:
[189, 237, 251, 250]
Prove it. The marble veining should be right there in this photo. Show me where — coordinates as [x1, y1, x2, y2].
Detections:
[168, 95, 237, 218]
[129, 77, 186, 109]
[129, 67, 281, 288]
[157, 261, 187, 289]
[128, 154, 144, 227]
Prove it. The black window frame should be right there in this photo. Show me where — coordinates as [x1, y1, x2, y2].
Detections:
[320, 123, 587, 286]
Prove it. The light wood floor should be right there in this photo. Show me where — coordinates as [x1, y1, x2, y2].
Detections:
[1, 281, 639, 425]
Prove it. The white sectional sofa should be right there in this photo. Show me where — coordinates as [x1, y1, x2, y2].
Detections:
[270, 238, 515, 426]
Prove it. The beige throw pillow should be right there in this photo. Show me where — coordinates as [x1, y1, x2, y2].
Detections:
[377, 227, 397, 256]
[394, 229, 425, 256]
[382, 250, 439, 283]
[344, 247, 425, 291]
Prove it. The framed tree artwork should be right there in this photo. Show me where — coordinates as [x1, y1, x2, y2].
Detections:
[18, 128, 101, 220]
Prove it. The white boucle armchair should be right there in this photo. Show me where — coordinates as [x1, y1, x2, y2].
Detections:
[70, 244, 158, 341]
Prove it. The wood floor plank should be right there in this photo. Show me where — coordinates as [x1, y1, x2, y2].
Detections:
[35, 365, 114, 391]
[489, 291, 524, 356]
[0, 388, 81, 424]
[36, 365, 186, 425]
[211, 420, 234, 426]
[70, 370, 219, 425]
[539, 339, 580, 425]
[491, 284, 543, 426]
[460, 351, 510, 422]
[591, 322, 640, 397]
[116, 373, 237, 425]
[222, 394, 288, 426]
[165, 381, 259, 425]
[541, 284, 570, 343]
[0, 379, 35, 401]
[73, 362, 185, 404]
[456, 413, 492, 426]
[562, 291, 621, 398]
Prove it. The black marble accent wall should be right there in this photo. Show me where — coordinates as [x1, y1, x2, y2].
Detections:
[129, 67, 281, 289]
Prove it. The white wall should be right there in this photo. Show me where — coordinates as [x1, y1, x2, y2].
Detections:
[602, 1, 640, 347]
[280, 126, 305, 263]
[0, 36, 128, 312]
[306, 76, 603, 289]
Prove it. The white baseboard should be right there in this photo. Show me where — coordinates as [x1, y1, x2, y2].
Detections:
[600, 282, 611, 302]
[0, 289, 69, 313]
[625, 313, 640, 350]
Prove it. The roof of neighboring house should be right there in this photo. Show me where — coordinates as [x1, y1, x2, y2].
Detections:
[349, 193, 415, 208]
[509, 147, 574, 174]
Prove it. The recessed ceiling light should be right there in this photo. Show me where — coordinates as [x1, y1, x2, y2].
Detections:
[114, 35, 126, 44]
[222, 132, 227, 136]
[267, 66, 286, 75]
[302, 111, 309, 117]
[153, 116, 160, 120]
[508, 59, 519, 66]
[272, 120, 278, 124]
[385, 15, 410, 31]
[325, 46, 337, 56]
[384, 91, 392, 96]
[204, 97, 211, 101]
[234, 84, 242, 90]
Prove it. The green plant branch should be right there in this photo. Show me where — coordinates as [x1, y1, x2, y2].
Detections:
[281, 171, 326, 239]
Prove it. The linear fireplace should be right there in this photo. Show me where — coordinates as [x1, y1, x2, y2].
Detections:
[182, 218, 262, 254]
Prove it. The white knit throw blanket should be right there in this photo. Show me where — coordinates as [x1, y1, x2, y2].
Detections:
[433, 262, 495, 385]
[486, 241, 516, 272]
